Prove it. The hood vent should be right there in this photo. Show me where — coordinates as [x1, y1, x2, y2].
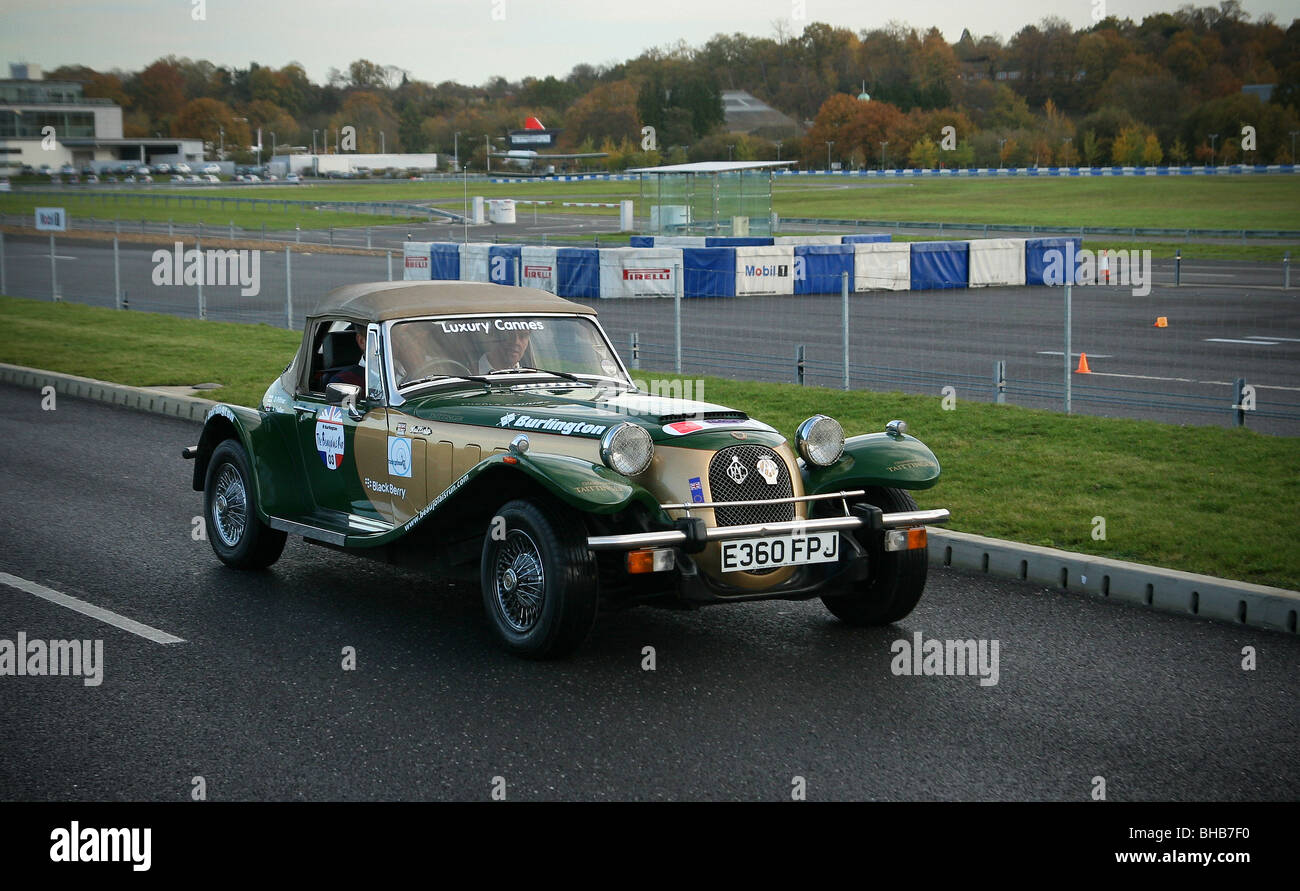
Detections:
[657, 410, 748, 424]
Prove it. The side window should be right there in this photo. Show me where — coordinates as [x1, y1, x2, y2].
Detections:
[305, 319, 364, 395]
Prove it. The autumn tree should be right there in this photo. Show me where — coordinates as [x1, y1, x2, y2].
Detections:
[173, 98, 249, 154]
[564, 81, 640, 148]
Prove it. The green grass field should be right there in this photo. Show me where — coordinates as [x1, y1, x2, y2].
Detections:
[2, 294, 1295, 590]
[0, 192, 426, 231]
[148, 174, 1300, 230]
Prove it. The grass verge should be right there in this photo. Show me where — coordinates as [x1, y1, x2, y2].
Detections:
[0, 193, 424, 230]
[2, 293, 1295, 590]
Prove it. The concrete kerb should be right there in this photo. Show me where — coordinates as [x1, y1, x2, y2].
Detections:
[3, 362, 1296, 635]
[929, 528, 1299, 634]
[0, 363, 216, 422]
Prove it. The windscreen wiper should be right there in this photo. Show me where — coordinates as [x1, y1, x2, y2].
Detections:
[487, 366, 581, 383]
[401, 373, 494, 389]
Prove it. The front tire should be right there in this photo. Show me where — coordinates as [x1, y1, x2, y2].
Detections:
[821, 487, 928, 626]
[204, 439, 287, 570]
[480, 499, 599, 659]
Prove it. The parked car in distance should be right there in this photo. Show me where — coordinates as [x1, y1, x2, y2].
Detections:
[155, 163, 171, 174]
[86, 174, 99, 183]
[246, 174, 261, 183]
[285, 173, 301, 184]
[202, 164, 221, 175]
[184, 281, 950, 658]
[204, 174, 220, 183]
[175, 163, 192, 174]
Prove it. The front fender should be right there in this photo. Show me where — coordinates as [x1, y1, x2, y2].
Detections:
[802, 432, 941, 494]
[397, 452, 664, 538]
[192, 403, 311, 519]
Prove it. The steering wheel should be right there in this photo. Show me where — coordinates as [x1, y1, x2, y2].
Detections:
[404, 356, 474, 381]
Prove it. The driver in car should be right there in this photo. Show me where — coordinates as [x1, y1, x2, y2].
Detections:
[477, 327, 531, 374]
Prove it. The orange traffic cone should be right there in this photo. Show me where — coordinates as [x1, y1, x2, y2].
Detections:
[1154, 316, 1168, 328]
[1075, 353, 1091, 374]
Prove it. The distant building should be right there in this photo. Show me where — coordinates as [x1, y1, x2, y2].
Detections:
[269, 152, 439, 176]
[1242, 84, 1274, 103]
[0, 63, 203, 172]
[720, 91, 799, 137]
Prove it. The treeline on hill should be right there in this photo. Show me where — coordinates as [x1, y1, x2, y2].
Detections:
[44, 1, 1300, 170]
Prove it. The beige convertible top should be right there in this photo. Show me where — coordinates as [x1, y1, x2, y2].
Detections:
[307, 280, 597, 324]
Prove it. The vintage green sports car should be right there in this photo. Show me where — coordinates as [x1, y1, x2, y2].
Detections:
[184, 281, 950, 657]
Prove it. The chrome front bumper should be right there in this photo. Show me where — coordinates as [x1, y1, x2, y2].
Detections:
[586, 488, 950, 552]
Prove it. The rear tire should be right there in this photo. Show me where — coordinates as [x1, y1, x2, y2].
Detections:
[821, 487, 928, 625]
[204, 439, 287, 570]
[480, 499, 599, 659]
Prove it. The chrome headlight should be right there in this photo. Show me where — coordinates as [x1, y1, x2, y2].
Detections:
[600, 423, 654, 476]
[795, 415, 845, 466]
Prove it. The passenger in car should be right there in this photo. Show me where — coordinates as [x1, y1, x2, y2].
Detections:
[327, 326, 366, 388]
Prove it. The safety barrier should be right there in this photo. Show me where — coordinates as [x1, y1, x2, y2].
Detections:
[400, 235, 1107, 298]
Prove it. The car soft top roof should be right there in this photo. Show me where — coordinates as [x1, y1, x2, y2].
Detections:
[306, 281, 597, 325]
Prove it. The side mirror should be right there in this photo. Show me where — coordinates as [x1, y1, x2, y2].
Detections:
[326, 382, 364, 420]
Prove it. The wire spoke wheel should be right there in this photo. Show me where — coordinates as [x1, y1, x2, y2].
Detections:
[211, 464, 248, 547]
[492, 530, 546, 633]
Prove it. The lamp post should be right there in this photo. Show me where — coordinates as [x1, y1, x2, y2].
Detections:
[825, 140, 834, 171]
[1062, 136, 1072, 166]
[1209, 133, 1219, 167]
[380, 130, 385, 153]
[775, 140, 782, 162]
[485, 134, 491, 173]
[1290, 130, 1298, 163]
[312, 129, 318, 154]
[454, 132, 460, 171]
[880, 140, 888, 171]
[727, 144, 735, 161]
[998, 138, 1006, 168]
[218, 126, 224, 159]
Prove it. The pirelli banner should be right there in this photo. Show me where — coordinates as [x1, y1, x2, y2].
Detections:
[518, 247, 601, 298]
[969, 238, 1027, 287]
[734, 246, 796, 296]
[402, 242, 433, 280]
[598, 247, 682, 298]
[853, 241, 911, 291]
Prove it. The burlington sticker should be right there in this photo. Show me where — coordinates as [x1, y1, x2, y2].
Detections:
[497, 412, 606, 436]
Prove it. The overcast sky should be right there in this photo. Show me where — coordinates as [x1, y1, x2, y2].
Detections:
[2, 0, 1297, 85]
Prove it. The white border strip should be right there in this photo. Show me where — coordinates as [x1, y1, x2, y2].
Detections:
[0, 571, 186, 644]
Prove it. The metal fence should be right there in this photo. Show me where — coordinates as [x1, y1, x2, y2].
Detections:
[1, 233, 1296, 435]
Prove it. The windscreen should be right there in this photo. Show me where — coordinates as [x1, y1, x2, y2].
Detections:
[389, 315, 627, 388]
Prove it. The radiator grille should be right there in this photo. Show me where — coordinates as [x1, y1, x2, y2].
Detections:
[708, 445, 795, 527]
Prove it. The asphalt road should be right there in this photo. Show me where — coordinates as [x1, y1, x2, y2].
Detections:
[0, 384, 1297, 801]
[4, 234, 1298, 432]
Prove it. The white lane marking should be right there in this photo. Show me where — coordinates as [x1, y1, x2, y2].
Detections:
[1037, 351, 1113, 358]
[1084, 371, 1199, 383]
[1083, 372, 1300, 391]
[1247, 336, 1300, 342]
[1205, 338, 1278, 345]
[0, 571, 185, 644]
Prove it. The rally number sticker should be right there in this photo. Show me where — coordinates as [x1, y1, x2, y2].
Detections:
[315, 406, 345, 470]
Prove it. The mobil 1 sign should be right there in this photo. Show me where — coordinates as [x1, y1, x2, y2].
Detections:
[35, 207, 68, 231]
[35, 207, 67, 300]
